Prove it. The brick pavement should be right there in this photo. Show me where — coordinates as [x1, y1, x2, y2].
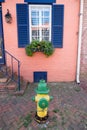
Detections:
[0, 82, 87, 130]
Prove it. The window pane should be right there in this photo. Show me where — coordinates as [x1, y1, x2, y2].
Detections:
[31, 11, 39, 17]
[32, 28, 39, 40]
[42, 28, 49, 41]
[42, 11, 49, 17]
[32, 18, 39, 25]
[42, 28, 49, 36]
[32, 36, 39, 40]
[42, 36, 49, 41]
[42, 18, 49, 25]
[41, 10, 50, 25]
[31, 10, 39, 25]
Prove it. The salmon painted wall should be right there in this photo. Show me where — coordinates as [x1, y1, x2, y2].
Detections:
[2, 0, 80, 82]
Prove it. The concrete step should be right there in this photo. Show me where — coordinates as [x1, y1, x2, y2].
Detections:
[0, 87, 8, 94]
[0, 77, 8, 83]
[0, 78, 17, 95]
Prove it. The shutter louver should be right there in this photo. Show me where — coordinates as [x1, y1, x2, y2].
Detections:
[16, 4, 29, 47]
[52, 5, 64, 48]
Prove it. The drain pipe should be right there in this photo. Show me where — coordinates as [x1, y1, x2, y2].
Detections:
[76, 0, 83, 83]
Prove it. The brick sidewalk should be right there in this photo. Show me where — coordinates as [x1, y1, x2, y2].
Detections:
[0, 82, 87, 130]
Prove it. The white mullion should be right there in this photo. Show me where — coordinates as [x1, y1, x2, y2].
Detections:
[39, 9, 42, 41]
[34, 8, 39, 40]
[49, 6, 51, 41]
[36, 10, 38, 40]
[42, 8, 44, 40]
[29, 5, 32, 42]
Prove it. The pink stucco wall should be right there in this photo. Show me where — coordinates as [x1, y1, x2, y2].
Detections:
[2, 0, 80, 82]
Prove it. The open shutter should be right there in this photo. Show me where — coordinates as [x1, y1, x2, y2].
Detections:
[52, 5, 64, 48]
[16, 4, 29, 47]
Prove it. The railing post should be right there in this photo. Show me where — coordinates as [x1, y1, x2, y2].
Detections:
[18, 61, 20, 91]
[5, 51, 8, 76]
[11, 56, 14, 80]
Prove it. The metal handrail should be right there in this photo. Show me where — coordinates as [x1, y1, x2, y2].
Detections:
[5, 50, 21, 91]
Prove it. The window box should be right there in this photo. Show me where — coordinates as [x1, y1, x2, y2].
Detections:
[25, 40, 54, 57]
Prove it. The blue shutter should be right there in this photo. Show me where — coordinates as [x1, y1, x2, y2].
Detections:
[52, 5, 64, 48]
[16, 4, 29, 47]
[0, 0, 4, 2]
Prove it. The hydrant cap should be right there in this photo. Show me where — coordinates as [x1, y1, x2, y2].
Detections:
[35, 80, 49, 94]
[38, 98, 48, 109]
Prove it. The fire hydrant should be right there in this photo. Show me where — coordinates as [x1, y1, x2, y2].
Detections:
[32, 80, 53, 123]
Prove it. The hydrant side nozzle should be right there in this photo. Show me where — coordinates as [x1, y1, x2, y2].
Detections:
[50, 96, 53, 101]
[38, 98, 48, 109]
[32, 96, 35, 101]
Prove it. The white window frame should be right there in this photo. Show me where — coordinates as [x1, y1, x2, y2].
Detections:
[29, 4, 52, 42]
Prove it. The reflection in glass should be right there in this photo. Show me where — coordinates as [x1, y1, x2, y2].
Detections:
[42, 28, 49, 41]
[32, 29, 39, 40]
[42, 11, 49, 17]
[31, 10, 39, 25]
[42, 18, 49, 25]
[32, 18, 39, 25]
[31, 11, 39, 17]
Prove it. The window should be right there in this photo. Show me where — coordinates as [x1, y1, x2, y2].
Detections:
[34, 71, 47, 82]
[29, 5, 51, 42]
[16, 4, 64, 48]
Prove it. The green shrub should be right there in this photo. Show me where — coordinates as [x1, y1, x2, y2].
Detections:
[25, 40, 54, 57]
[23, 113, 32, 127]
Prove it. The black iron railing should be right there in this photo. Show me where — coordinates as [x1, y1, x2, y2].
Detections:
[5, 50, 21, 91]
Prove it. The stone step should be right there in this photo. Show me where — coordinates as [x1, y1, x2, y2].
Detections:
[0, 65, 21, 95]
[0, 79, 17, 95]
[0, 84, 5, 88]
[6, 84, 16, 90]
[0, 87, 8, 95]
[0, 77, 8, 83]
[0, 86, 16, 95]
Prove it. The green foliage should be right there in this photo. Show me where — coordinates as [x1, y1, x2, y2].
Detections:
[23, 113, 32, 127]
[25, 40, 54, 57]
[53, 108, 60, 113]
[74, 86, 81, 92]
